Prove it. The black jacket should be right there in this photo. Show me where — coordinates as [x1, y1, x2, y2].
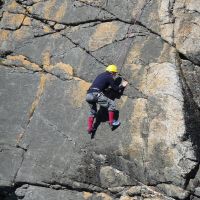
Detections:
[88, 72, 123, 93]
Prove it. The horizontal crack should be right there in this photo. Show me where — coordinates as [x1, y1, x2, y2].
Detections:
[15, 7, 117, 27]
[15, 180, 104, 194]
[6, 1, 174, 49]
[73, 0, 176, 49]
[0, 63, 147, 101]
[14, 179, 176, 199]
[88, 31, 148, 53]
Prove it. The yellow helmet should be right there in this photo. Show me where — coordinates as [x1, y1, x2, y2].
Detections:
[106, 64, 118, 73]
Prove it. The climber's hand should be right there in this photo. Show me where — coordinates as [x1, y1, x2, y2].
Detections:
[122, 80, 128, 87]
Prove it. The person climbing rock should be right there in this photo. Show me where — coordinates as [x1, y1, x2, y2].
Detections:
[86, 64, 128, 134]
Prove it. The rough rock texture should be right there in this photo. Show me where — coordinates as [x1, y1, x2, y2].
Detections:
[0, 0, 200, 200]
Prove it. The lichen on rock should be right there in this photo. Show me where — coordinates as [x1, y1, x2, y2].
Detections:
[0, 0, 200, 200]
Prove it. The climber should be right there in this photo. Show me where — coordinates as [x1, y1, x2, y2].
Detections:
[85, 64, 128, 134]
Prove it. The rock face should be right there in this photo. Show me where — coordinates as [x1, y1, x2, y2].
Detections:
[0, 0, 199, 200]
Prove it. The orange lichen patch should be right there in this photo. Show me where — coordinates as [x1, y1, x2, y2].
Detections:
[132, 0, 147, 19]
[144, 75, 169, 95]
[130, 99, 148, 136]
[119, 196, 134, 200]
[2, 12, 25, 28]
[16, 132, 24, 146]
[96, 193, 112, 200]
[44, 0, 67, 21]
[158, 43, 176, 63]
[165, 100, 185, 133]
[54, 62, 74, 76]
[123, 63, 186, 172]
[29, 74, 48, 119]
[117, 96, 128, 109]
[149, 118, 167, 137]
[42, 50, 73, 77]
[139, 63, 180, 97]
[123, 42, 146, 81]
[83, 192, 93, 200]
[44, 0, 57, 19]
[174, 22, 193, 48]
[70, 79, 91, 108]
[0, 30, 10, 41]
[89, 22, 120, 51]
[127, 98, 148, 160]
[125, 37, 150, 72]
[23, 17, 32, 26]
[0, 30, 10, 48]
[43, 25, 52, 33]
[54, 2, 67, 21]
[126, 42, 143, 65]
[42, 51, 51, 69]
[149, 10, 159, 26]
[148, 96, 185, 143]
[7, 0, 18, 10]
[174, 16, 200, 54]
[7, 0, 25, 13]
[27, 6, 33, 13]
[160, 24, 174, 44]
[12, 27, 30, 41]
[5, 55, 41, 71]
[176, 22, 192, 38]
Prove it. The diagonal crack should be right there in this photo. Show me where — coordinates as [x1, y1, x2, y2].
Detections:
[13, 148, 27, 186]
[61, 33, 107, 66]
[38, 112, 77, 145]
[28, 74, 47, 122]
[13, 73, 48, 184]
[1, 11, 27, 31]
[15, 73, 48, 151]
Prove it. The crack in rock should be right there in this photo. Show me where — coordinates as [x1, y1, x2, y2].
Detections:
[13, 149, 26, 186]
[15, 73, 48, 152]
[38, 113, 77, 146]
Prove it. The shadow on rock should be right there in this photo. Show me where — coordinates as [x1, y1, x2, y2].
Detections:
[91, 109, 120, 139]
[181, 82, 200, 188]
[183, 90, 200, 159]
[0, 187, 18, 200]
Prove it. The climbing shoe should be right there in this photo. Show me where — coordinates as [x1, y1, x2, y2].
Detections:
[110, 120, 120, 130]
